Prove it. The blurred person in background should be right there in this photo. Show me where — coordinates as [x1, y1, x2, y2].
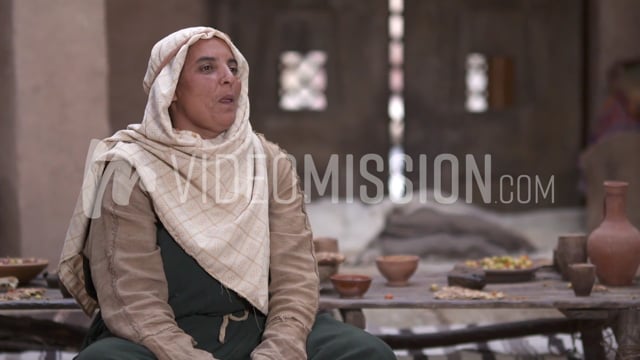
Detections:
[590, 59, 640, 144]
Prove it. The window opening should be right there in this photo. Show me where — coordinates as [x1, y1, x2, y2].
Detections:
[279, 50, 327, 111]
[388, 0, 406, 202]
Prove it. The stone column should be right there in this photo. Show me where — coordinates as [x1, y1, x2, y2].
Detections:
[8, 0, 110, 267]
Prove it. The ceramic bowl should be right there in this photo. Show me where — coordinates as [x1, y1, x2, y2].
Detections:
[0, 258, 48, 285]
[376, 255, 420, 286]
[329, 274, 372, 298]
[556, 234, 587, 280]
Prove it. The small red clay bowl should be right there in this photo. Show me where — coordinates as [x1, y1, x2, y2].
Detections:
[376, 255, 420, 286]
[329, 274, 372, 298]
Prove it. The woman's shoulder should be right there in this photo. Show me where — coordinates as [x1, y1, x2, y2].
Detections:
[96, 141, 149, 166]
[255, 132, 290, 160]
[254, 133, 298, 187]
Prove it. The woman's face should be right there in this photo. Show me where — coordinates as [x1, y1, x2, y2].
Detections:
[170, 37, 242, 139]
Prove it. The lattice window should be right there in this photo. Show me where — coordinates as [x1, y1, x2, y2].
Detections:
[465, 53, 489, 113]
[388, 0, 406, 201]
[278, 50, 327, 111]
[465, 54, 514, 113]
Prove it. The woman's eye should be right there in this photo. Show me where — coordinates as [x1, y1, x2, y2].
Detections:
[200, 64, 213, 72]
[230, 66, 238, 75]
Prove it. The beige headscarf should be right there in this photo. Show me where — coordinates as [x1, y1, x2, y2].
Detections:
[59, 27, 271, 315]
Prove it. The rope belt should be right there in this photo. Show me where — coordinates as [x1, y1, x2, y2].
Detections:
[218, 310, 250, 344]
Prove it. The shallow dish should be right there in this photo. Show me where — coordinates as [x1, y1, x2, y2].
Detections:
[457, 258, 549, 283]
[482, 267, 539, 283]
[0, 258, 49, 285]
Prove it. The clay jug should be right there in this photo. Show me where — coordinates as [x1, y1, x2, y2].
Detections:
[587, 181, 640, 286]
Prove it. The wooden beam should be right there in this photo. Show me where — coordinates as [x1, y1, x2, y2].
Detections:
[375, 318, 604, 350]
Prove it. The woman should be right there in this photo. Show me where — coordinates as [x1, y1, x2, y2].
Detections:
[59, 27, 395, 360]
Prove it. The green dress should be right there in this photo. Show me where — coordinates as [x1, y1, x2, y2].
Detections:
[77, 224, 395, 359]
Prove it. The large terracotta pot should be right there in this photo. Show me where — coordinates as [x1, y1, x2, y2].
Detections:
[587, 181, 640, 286]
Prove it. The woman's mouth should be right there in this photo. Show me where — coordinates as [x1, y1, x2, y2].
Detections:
[219, 95, 234, 104]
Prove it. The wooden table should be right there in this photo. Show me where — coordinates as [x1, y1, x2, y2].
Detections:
[1, 271, 638, 358]
[0, 283, 83, 352]
[319, 269, 640, 360]
[0, 289, 79, 311]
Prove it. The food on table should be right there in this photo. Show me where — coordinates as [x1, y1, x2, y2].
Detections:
[0, 257, 41, 265]
[593, 284, 608, 292]
[0, 287, 46, 301]
[0, 276, 19, 292]
[315, 252, 346, 265]
[434, 286, 504, 300]
[464, 255, 533, 270]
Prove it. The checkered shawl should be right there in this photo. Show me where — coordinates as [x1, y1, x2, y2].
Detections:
[59, 27, 270, 315]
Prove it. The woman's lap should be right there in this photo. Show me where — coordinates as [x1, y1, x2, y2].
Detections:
[307, 313, 396, 360]
[76, 313, 395, 360]
[76, 336, 156, 360]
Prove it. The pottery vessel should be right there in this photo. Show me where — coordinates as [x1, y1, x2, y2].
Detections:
[318, 264, 339, 284]
[568, 263, 596, 297]
[314, 238, 344, 284]
[313, 237, 339, 253]
[555, 233, 588, 281]
[587, 181, 640, 286]
[330, 274, 372, 298]
[315, 250, 345, 284]
[376, 255, 419, 286]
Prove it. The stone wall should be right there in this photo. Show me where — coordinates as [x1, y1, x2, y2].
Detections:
[106, 0, 218, 132]
[4, 0, 110, 266]
[0, 0, 217, 268]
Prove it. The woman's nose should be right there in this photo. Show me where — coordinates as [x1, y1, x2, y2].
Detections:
[220, 67, 235, 84]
